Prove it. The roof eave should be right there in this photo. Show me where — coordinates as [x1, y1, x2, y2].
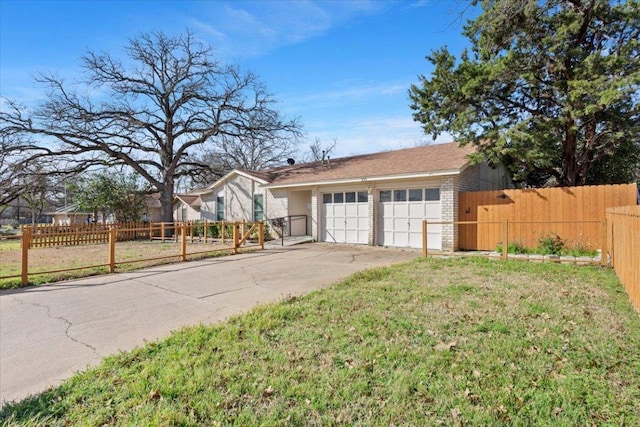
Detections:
[264, 169, 463, 189]
[206, 169, 270, 191]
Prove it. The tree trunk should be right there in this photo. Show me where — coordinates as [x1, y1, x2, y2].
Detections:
[159, 183, 174, 223]
[562, 119, 578, 186]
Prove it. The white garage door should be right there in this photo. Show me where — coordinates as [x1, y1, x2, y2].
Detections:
[378, 188, 442, 249]
[322, 191, 369, 244]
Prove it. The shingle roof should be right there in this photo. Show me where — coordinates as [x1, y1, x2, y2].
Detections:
[175, 194, 201, 208]
[262, 142, 476, 186]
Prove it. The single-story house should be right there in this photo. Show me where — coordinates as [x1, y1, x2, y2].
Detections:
[178, 142, 510, 252]
[48, 204, 109, 225]
[173, 193, 203, 222]
[145, 193, 163, 223]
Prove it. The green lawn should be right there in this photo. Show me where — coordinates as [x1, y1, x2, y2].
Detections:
[2, 257, 639, 426]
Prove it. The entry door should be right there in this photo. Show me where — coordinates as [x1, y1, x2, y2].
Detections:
[379, 188, 442, 249]
[322, 191, 368, 244]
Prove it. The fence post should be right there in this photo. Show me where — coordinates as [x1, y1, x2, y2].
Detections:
[502, 220, 509, 261]
[422, 220, 428, 258]
[161, 222, 166, 242]
[181, 223, 187, 262]
[600, 219, 608, 266]
[21, 226, 31, 286]
[109, 227, 116, 273]
[233, 223, 239, 254]
[222, 221, 226, 244]
[259, 221, 264, 250]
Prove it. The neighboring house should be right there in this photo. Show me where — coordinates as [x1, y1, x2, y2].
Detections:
[145, 193, 163, 222]
[173, 193, 203, 222]
[48, 204, 108, 225]
[175, 142, 510, 251]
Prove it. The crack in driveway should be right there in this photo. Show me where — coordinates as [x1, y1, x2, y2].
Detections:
[13, 297, 97, 354]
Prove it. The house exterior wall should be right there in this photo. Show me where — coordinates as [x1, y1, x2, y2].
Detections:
[227, 175, 255, 221]
[200, 190, 221, 221]
[200, 175, 266, 222]
[265, 189, 289, 220]
[265, 189, 289, 238]
[459, 161, 511, 192]
[173, 202, 200, 222]
[288, 190, 312, 235]
[440, 176, 459, 252]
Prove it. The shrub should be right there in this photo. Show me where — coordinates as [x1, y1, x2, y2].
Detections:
[537, 233, 565, 255]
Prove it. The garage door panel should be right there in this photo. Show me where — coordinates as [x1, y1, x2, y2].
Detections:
[393, 218, 409, 232]
[408, 203, 425, 218]
[379, 188, 442, 250]
[322, 192, 368, 245]
[345, 217, 358, 228]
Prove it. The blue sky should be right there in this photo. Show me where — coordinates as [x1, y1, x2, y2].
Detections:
[0, 0, 477, 158]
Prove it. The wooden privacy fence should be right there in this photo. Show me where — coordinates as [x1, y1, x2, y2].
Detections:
[23, 222, 148, 248]
[7, 222, 264, 286]
[606, 206, 640, 312]
[459, 183, 638, 251]
[422, 220, 604, 264]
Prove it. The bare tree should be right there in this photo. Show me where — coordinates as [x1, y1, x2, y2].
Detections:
[306, 137, 337, 163]
[190, 131, 299, 187]
[0, 30, 302, 222]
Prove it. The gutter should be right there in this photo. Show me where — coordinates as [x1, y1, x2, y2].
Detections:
[263, 169, 462, 189]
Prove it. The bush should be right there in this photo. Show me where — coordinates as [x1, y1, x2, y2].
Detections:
[537, 233, 565, 255]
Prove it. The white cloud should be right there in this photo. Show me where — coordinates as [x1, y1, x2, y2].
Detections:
[301, 115, 454, 158]
[189, 1, 386, 59]
[281, 79, 410, 113]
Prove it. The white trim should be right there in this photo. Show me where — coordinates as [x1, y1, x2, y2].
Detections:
[264, 169, 462, 189]
[206, 169, 269, 191]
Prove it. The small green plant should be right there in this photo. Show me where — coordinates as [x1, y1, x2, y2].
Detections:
[495, 241, 530, 254]
[537, 233, 565, 255]
[565, 241, 599, 257]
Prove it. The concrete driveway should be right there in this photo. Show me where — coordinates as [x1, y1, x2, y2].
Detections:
[0, 243, 418, 405]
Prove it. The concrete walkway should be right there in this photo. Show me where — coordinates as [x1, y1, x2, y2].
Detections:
[0, 243, 418, 405]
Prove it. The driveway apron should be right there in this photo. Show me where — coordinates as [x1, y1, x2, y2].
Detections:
[0, 244, 417, 405]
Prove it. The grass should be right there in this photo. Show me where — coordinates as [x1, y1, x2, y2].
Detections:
[0, 239, 241, 289]
[1, 257, 639, 426]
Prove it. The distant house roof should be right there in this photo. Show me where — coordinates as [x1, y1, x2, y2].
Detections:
[146, 193, 162, 210]
[46, 204, 90, 215]
[174, 194, 202, 208]
[260, 142, 476, 188]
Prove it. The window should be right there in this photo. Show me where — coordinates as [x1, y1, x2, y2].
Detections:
[394, 189, 407, 202]
[181, 207, 187, 221]
[345, 192, 356, 203]
[357, 191, 368, 203]
[323, 193, 332, 204]
[425, 188, 440, 201]
[216, 196, 224, 221]
[409, 189, 423, 201]
[333, 192, 344, 203]
[380, 190, 392, 202]
[253, 194, 264, 221]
